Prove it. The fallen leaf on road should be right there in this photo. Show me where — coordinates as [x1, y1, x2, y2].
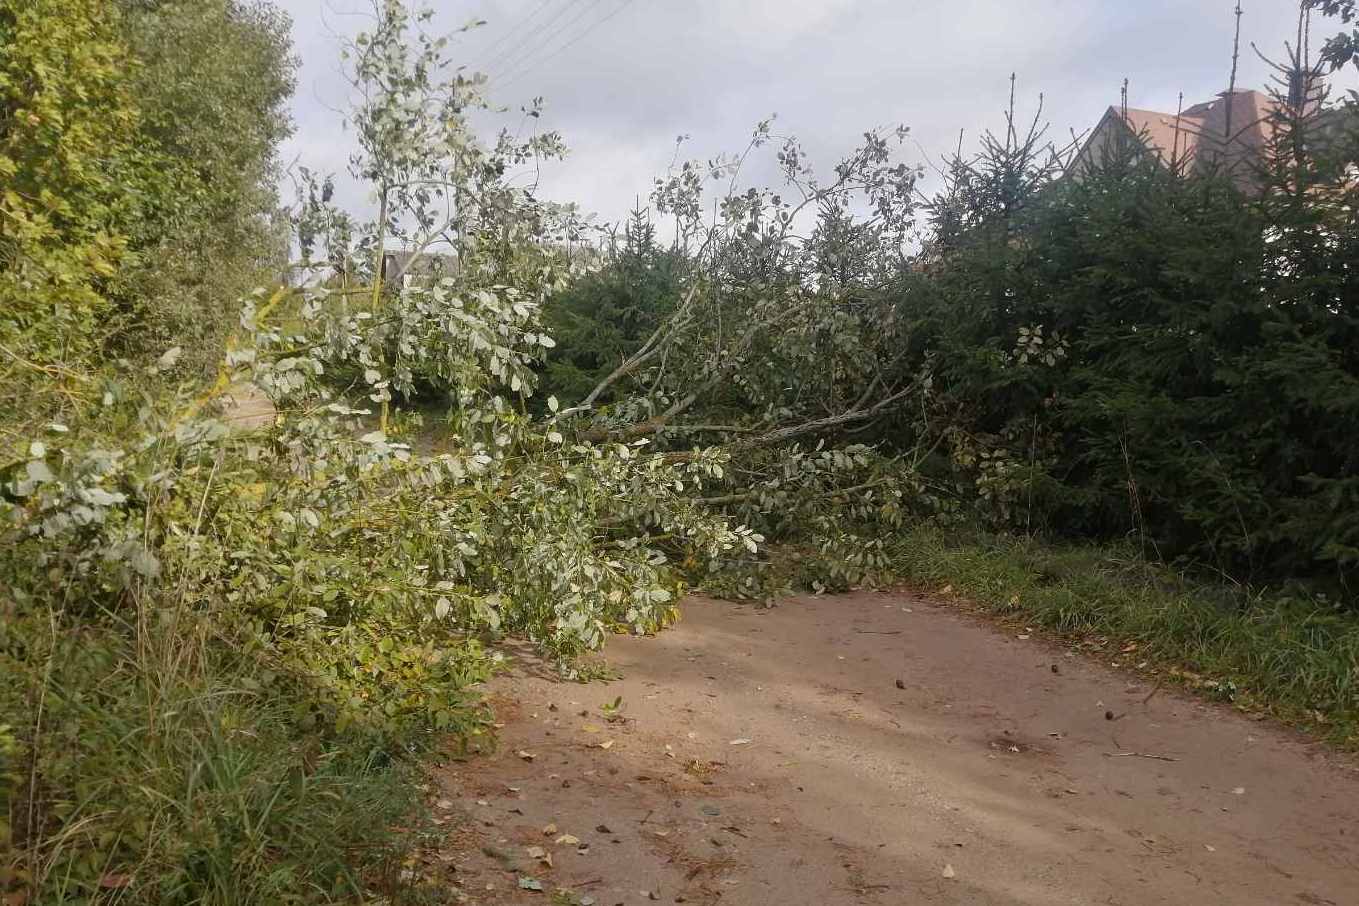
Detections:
[1232, 787, 1245, 795]
[542, 823, 558, 836]
[517, 750, 536, 762]
[555, 834, 580, 845]
[517, 877, 543, 891]
[1205, 844, 1217, 852]
[942, 864, 956, 879]
[729, 738, 752, 746]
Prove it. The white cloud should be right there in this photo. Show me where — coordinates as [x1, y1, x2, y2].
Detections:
[276, 0, 1359, 228]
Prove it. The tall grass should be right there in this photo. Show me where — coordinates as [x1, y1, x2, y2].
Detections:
[1, 593, 430, 904]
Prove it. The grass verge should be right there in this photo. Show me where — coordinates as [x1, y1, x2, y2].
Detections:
[0, 604, 460, 905]
[886, 527, 1359, 748]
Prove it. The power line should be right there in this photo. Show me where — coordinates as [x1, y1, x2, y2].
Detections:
[486, 0, 593, 81]
[499, 0, 633, 92]
[470, 0, 554, 73]
[491, 0, 597, 84]
[490, 0, 599, 82]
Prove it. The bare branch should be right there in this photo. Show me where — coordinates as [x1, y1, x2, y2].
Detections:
[729, 382, 918, 452]
[555, 284, 703, 418]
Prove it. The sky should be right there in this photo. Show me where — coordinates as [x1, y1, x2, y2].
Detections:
[274, 0, 1356, 230]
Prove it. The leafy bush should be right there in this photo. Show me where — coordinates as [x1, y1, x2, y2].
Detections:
[0, 0, 138, 442]
[109, 0, 296, 372]
[0, 0, 295, 447]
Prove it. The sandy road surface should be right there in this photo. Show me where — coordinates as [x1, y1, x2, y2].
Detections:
[431, 592, 1359, 905]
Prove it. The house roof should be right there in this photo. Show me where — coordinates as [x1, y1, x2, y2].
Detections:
[1074, 89, 1283, 188]
[1119, 105, 1203, 165]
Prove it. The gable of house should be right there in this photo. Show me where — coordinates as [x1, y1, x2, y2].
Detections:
[1069, 89, 1289, 191]
[1070, 105, 1202, 174]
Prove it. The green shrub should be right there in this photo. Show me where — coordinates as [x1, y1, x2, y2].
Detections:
[0, 0, 138, 442]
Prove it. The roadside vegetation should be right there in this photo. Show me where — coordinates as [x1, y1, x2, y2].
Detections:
[2, 0, 1357, 902]
[890, 528, 1359, 745]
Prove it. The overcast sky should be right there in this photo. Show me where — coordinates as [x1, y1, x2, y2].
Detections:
[275, 0, 1355, 229]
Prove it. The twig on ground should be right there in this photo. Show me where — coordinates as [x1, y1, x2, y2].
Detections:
[1104, 751, 1178, 762]
[1143, 676, 1165, 706]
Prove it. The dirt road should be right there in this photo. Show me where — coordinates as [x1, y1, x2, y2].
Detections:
[431, 592, 1359, 905]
